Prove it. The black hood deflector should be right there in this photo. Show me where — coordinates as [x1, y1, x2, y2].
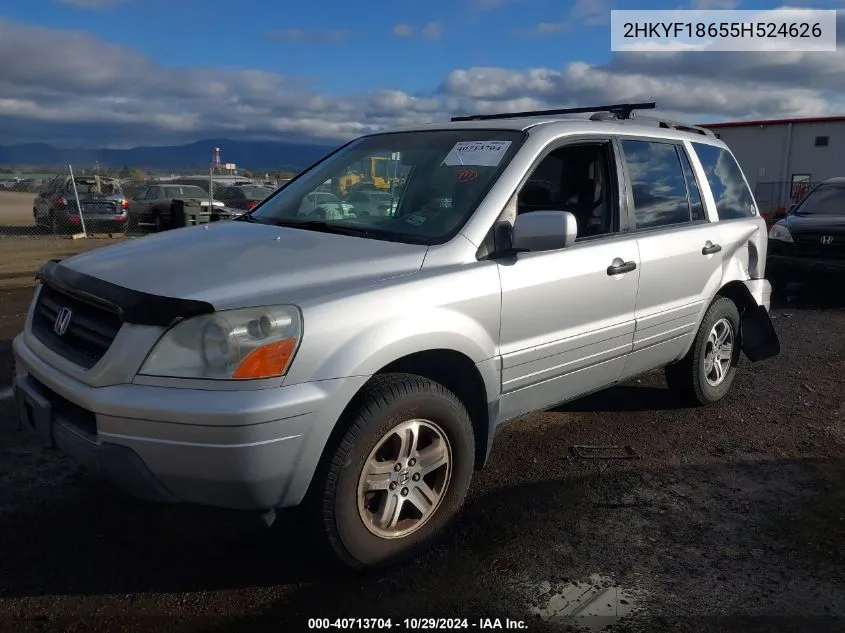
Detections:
[35, 259, 215, 327]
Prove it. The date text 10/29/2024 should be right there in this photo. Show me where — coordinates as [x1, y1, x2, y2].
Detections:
[308, 618, 528, 630]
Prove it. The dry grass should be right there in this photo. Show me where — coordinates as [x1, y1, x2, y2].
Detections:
[0, 191, 122, 290]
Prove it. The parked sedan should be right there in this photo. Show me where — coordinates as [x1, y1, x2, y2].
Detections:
[346, 190, 398, 217]
[217, 185, 275, 211]
[128, 184, 225, 232]
[33, 176, 129, 233]
[298, 191, 354, 219]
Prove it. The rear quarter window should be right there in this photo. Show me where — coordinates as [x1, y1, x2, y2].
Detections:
[692, 143, 756, 220]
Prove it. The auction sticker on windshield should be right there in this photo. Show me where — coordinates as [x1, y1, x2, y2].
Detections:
[442, 141, 512, 167]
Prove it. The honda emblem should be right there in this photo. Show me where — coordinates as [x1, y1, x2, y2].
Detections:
[820, 235, 834, 245]
[53, 307, 73, 336]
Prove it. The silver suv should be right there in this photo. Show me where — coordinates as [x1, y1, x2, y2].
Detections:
[12, 102, 780, 569]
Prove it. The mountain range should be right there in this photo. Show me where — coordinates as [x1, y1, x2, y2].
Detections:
[0, 138, 341, 172]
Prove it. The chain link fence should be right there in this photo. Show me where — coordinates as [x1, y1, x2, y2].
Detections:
[0, 166, 288, 240]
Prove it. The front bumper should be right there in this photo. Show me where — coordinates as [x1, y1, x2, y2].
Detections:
[12, 333, 367, 511]
[767, 254, 845, 278]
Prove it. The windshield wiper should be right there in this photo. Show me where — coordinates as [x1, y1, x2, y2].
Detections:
[234, 213, 264, 223]
[270, 219, 379, 238]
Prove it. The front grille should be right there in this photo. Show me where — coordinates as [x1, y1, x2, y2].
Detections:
[31, 283, 123, 369]
[793, 232, 845, 259]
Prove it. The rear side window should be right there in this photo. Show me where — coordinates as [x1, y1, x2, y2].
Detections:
[692, 143, 756, 220]
[621, 140, 692, 230]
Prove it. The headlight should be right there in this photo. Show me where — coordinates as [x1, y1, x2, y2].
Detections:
[139, 305, 302, 380]
[768, 223, 793, 243]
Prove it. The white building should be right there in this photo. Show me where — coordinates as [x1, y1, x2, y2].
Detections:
[700, 115, 845, 216]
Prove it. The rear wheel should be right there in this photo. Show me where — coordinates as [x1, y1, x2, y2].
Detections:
[665, 296, 741, 406]
[315, 373, 475, 569]
[154, 213, 165, 232]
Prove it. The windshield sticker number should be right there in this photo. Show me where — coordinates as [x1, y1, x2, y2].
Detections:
[405, 214, 427, 226]
[442, 141, 512, 167]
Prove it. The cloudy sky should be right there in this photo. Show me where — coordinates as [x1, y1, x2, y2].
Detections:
[0, 0, 843, 147]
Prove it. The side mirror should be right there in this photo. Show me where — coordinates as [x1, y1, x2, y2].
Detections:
[512, 210, 578, 252]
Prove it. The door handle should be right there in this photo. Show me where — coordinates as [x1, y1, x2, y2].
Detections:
[702, 241, 722, 255]
[607, 259, 637, 275]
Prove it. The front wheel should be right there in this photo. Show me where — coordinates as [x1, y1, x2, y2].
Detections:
[665, 296, 741, 406]
[316, 374, 475, 569]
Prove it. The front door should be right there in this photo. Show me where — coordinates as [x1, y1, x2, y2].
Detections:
[496, 139, 640, 423]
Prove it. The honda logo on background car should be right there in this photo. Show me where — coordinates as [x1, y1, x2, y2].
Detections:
[820, 235, 834, 245]
[53, 307, 73, 336]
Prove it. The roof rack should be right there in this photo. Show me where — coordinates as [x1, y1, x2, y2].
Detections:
[450, 102, 656, 122]
[627, 115, 717, 137]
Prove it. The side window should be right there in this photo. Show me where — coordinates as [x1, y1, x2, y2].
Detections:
[621, 140, 691, 230]
[514, 141, 618, 240]
[691, 142, 756, 220]
[678, 147, 706, 221]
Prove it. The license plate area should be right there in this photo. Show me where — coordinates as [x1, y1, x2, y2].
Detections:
[15, 381, 54, 448]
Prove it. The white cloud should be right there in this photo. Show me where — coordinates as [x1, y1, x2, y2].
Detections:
[1, 16, 844, 147]
[421, 22, 443, 40]
[689, 0, 740, 8]
[571, 0, 612, 26]
[522, 0, 612, 36]
[392, 24, 414, 37]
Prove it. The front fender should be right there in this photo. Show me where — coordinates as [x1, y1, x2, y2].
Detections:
[287, 306, 499, 385]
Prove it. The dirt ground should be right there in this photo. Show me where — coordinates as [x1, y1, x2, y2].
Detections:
[0, 225, 843, 633]
[0, 191, 124, 290]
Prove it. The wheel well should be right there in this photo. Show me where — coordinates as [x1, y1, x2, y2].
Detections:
[716, 280, 756, 315]
[377, 350, 490, 470]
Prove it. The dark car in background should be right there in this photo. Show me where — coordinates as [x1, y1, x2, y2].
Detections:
[127, 183, 225, 232]
[767, 177, 845, 294]
[216, 184, 275, 211]
[33, 175, 129, 233]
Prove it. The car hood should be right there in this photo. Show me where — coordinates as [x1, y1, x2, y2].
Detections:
[57, 221, 428, 309]
[784, 214, 845, 233]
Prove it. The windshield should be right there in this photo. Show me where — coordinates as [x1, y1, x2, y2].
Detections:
[250, 130, 526, 244]
[794, 183, 845, 216]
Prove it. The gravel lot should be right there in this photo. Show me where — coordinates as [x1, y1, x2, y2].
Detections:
[0, 226, 843, 633]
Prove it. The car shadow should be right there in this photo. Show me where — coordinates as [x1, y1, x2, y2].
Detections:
[0, 224, 47, 236]
[771, 281, 845, 310]
[2, 456, 843, 633]
[552, 383, 687, 413]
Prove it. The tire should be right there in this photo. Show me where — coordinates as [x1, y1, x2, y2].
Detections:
[665, 296, 741, 406]
[154, 214, 165, 232]
[316, 373, 475, 570]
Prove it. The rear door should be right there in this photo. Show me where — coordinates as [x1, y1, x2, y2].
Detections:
[688, 141, 769, 281]
[617, 137, 722, 380]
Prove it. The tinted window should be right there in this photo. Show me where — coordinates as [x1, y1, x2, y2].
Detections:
[239, 186, 272, 198]
[794, 183, 845, 216]
[162, 186, 208, 198]
[692, 143, 755, 220]
[678, 148, 705, 221]
[621, 140, 691, 229]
